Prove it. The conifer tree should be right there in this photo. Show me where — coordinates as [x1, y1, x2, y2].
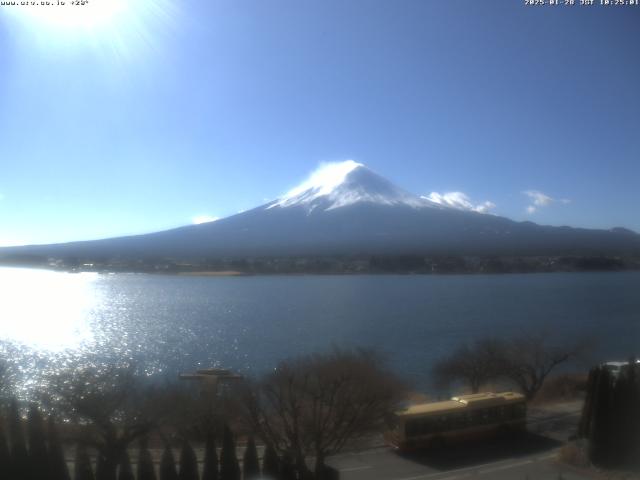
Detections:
[615, 359, 640, 466]
[48, 416, 71, 480]
[137, 437, 157, 480]
[118, 450, 135, 480]
[628, 360, 640, 465]
[242, 437, 260, 480]
[160, 446, 179, 480]
[27, 405, 49, 480]
[588, 367, 613, 466]
[578, 367, 597, 438]
[583, 363, 640, 468]
[9, 399, 28, 480]
[202, 434, 218, 480]
[74, 444, 95, 480]
[96, 452, 109, 480]
[279, 453, 296, 480]
[261, 444, 279, 480]
[610, 368, 630, 466]
[0, 422, 10, 476]
[220, 425, 240, 480]
[179, 440, 199, 480]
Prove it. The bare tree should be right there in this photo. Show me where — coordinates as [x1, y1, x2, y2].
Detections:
[433, 333, 578, 400]
[432, 339, 506, 393]
[149, 379, 208, 440]
[502, 332, 575, 400]
[148, 375, 239, 446]
[241, 348, 407, 478]
[44, 365, 171, 480]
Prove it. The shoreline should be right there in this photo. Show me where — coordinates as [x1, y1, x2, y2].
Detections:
[1, 263, 639, 277]
[176, 270, 246, 276]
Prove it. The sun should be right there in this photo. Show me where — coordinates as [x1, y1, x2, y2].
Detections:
[3, 0, 175, 59]
[11, 0, 130, 31]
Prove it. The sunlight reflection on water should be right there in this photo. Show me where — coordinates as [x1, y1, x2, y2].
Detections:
[1, 266, 639, 400]
[0, 268, 177, 397]
[0, 267, 100, 350]
[0, 267, 111, 397]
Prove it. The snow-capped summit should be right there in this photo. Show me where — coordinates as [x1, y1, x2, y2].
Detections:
[269, 160, 438, 212]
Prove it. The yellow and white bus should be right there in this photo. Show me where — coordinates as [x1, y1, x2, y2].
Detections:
[385, 391, 527, 450]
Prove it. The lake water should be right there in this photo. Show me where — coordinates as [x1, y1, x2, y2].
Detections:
[1, 267, 639, 394]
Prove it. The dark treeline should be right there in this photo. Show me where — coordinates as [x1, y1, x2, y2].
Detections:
[1, 253, 638, 275]
[1, 400, 70, 480]
[0, 349, 394, 480]
[578, 361, 640, 469]
[0, 404, 338, 480]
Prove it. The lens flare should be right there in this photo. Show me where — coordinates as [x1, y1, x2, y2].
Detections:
[2, 0, 176, 60]
[9, 0, 129, 31]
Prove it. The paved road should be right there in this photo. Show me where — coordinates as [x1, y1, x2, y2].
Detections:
[329, 446, 592, 480]
[328, 403, 590, 480]
[527, 402, 584, 442]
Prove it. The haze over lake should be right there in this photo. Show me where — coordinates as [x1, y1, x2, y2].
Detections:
[1, 267, 639, 395]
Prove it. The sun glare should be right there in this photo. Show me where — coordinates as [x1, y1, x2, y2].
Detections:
[3, 0, 175, 59]
[11, 0, 129, 31]
[0, 267, 98, 351]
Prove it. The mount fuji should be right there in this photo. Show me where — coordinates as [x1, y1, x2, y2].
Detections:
[268, 160, 432, 211]
[2, 161, 639, 267]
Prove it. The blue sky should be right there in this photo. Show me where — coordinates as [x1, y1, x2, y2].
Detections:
[1, 0, 639, 246]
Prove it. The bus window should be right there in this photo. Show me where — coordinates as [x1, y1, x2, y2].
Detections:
[489, 408, 495, 421]
[404, 420, 421, 438]
[472, 409, 483, 424]
[405, 420, 418, 438]
[497, 406, 506, 420]
[450, 412, 464, 429]
[405, 418, 435, 437]
[422, 418, 436, 434]
[437, 415, 450, 432]
[473, 408, 491, 424]
[489, 407, 500, 421]
[463, 411, 472, 426]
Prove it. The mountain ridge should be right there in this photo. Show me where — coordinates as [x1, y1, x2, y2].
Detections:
[1, 162, 639, 269]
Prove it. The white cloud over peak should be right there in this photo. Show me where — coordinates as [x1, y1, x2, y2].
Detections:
[523, 190, 570, 214]
[192, 215, 219, 224]
[524, 190, 553, 207]
[282, 160, 363, 201]
[475, 201, 497, 214]
[423, 191, 496, 214]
